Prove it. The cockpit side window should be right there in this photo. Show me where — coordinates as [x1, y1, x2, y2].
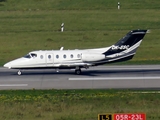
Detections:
[30, 53, 37, 58]
[23, 54, 31, 59]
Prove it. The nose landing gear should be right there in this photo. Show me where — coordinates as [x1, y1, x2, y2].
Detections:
[18, 70, 22, 75]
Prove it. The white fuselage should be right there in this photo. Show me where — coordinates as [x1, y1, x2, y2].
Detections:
[4, 47, 110, 69]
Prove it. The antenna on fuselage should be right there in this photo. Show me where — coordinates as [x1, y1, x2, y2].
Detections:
[60, 47, 64, 50]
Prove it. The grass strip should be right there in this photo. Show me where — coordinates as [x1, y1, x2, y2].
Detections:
[0, 89, 160, 120]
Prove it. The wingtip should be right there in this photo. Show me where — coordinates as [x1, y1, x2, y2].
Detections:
[146, 30, 150, 33]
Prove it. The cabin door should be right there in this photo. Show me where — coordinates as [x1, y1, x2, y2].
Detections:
[46, 53, 54, 66]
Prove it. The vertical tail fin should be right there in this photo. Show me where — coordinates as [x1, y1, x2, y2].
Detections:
[114, 29, 148, 47]
[103, 30, 148, 62]
[104, 30, 148, 55]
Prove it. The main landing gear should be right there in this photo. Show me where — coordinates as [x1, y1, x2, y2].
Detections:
[75, 69, 81, 75]
[75, 67, 81, 75]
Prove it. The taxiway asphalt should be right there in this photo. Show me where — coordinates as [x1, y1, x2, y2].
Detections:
[0, 65, 160, 90]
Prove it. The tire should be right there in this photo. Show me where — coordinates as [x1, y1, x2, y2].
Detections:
[75, 69, 81, 75]
[18, 70, 21, 75]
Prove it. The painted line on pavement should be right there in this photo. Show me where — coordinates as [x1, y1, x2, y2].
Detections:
[68, 76, 160, 81]
[0, 84, 28, 87]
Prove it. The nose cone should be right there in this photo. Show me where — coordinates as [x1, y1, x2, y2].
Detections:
[3, 62, 11, 69]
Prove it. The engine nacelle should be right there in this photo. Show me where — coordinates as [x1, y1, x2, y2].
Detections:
[81, 53, 105, 62]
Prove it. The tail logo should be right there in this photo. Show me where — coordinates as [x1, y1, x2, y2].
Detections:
[111, 45, 130, 50]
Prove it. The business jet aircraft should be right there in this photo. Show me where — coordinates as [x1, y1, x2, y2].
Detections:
[4, 29, 148, 75]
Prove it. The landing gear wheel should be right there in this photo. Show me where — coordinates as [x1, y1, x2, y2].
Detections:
[75, 69, 81, 75]
[18, 70, 21, 75]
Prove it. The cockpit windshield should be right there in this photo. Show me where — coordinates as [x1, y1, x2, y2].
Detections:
[30, 53, 37, 58]
[23, 53, 37, 59]
[23, 54, 31, 58]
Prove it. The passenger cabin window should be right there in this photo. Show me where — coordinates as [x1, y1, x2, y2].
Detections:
[77, 54, 81, 58]
[48, 55, 51, 59]
[40, 55, 43, 59]
[24, 54, 31, 59]
[70, 54, 73, 58]
[56, 55, 59, 59]
[63, 54, 66, 59]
